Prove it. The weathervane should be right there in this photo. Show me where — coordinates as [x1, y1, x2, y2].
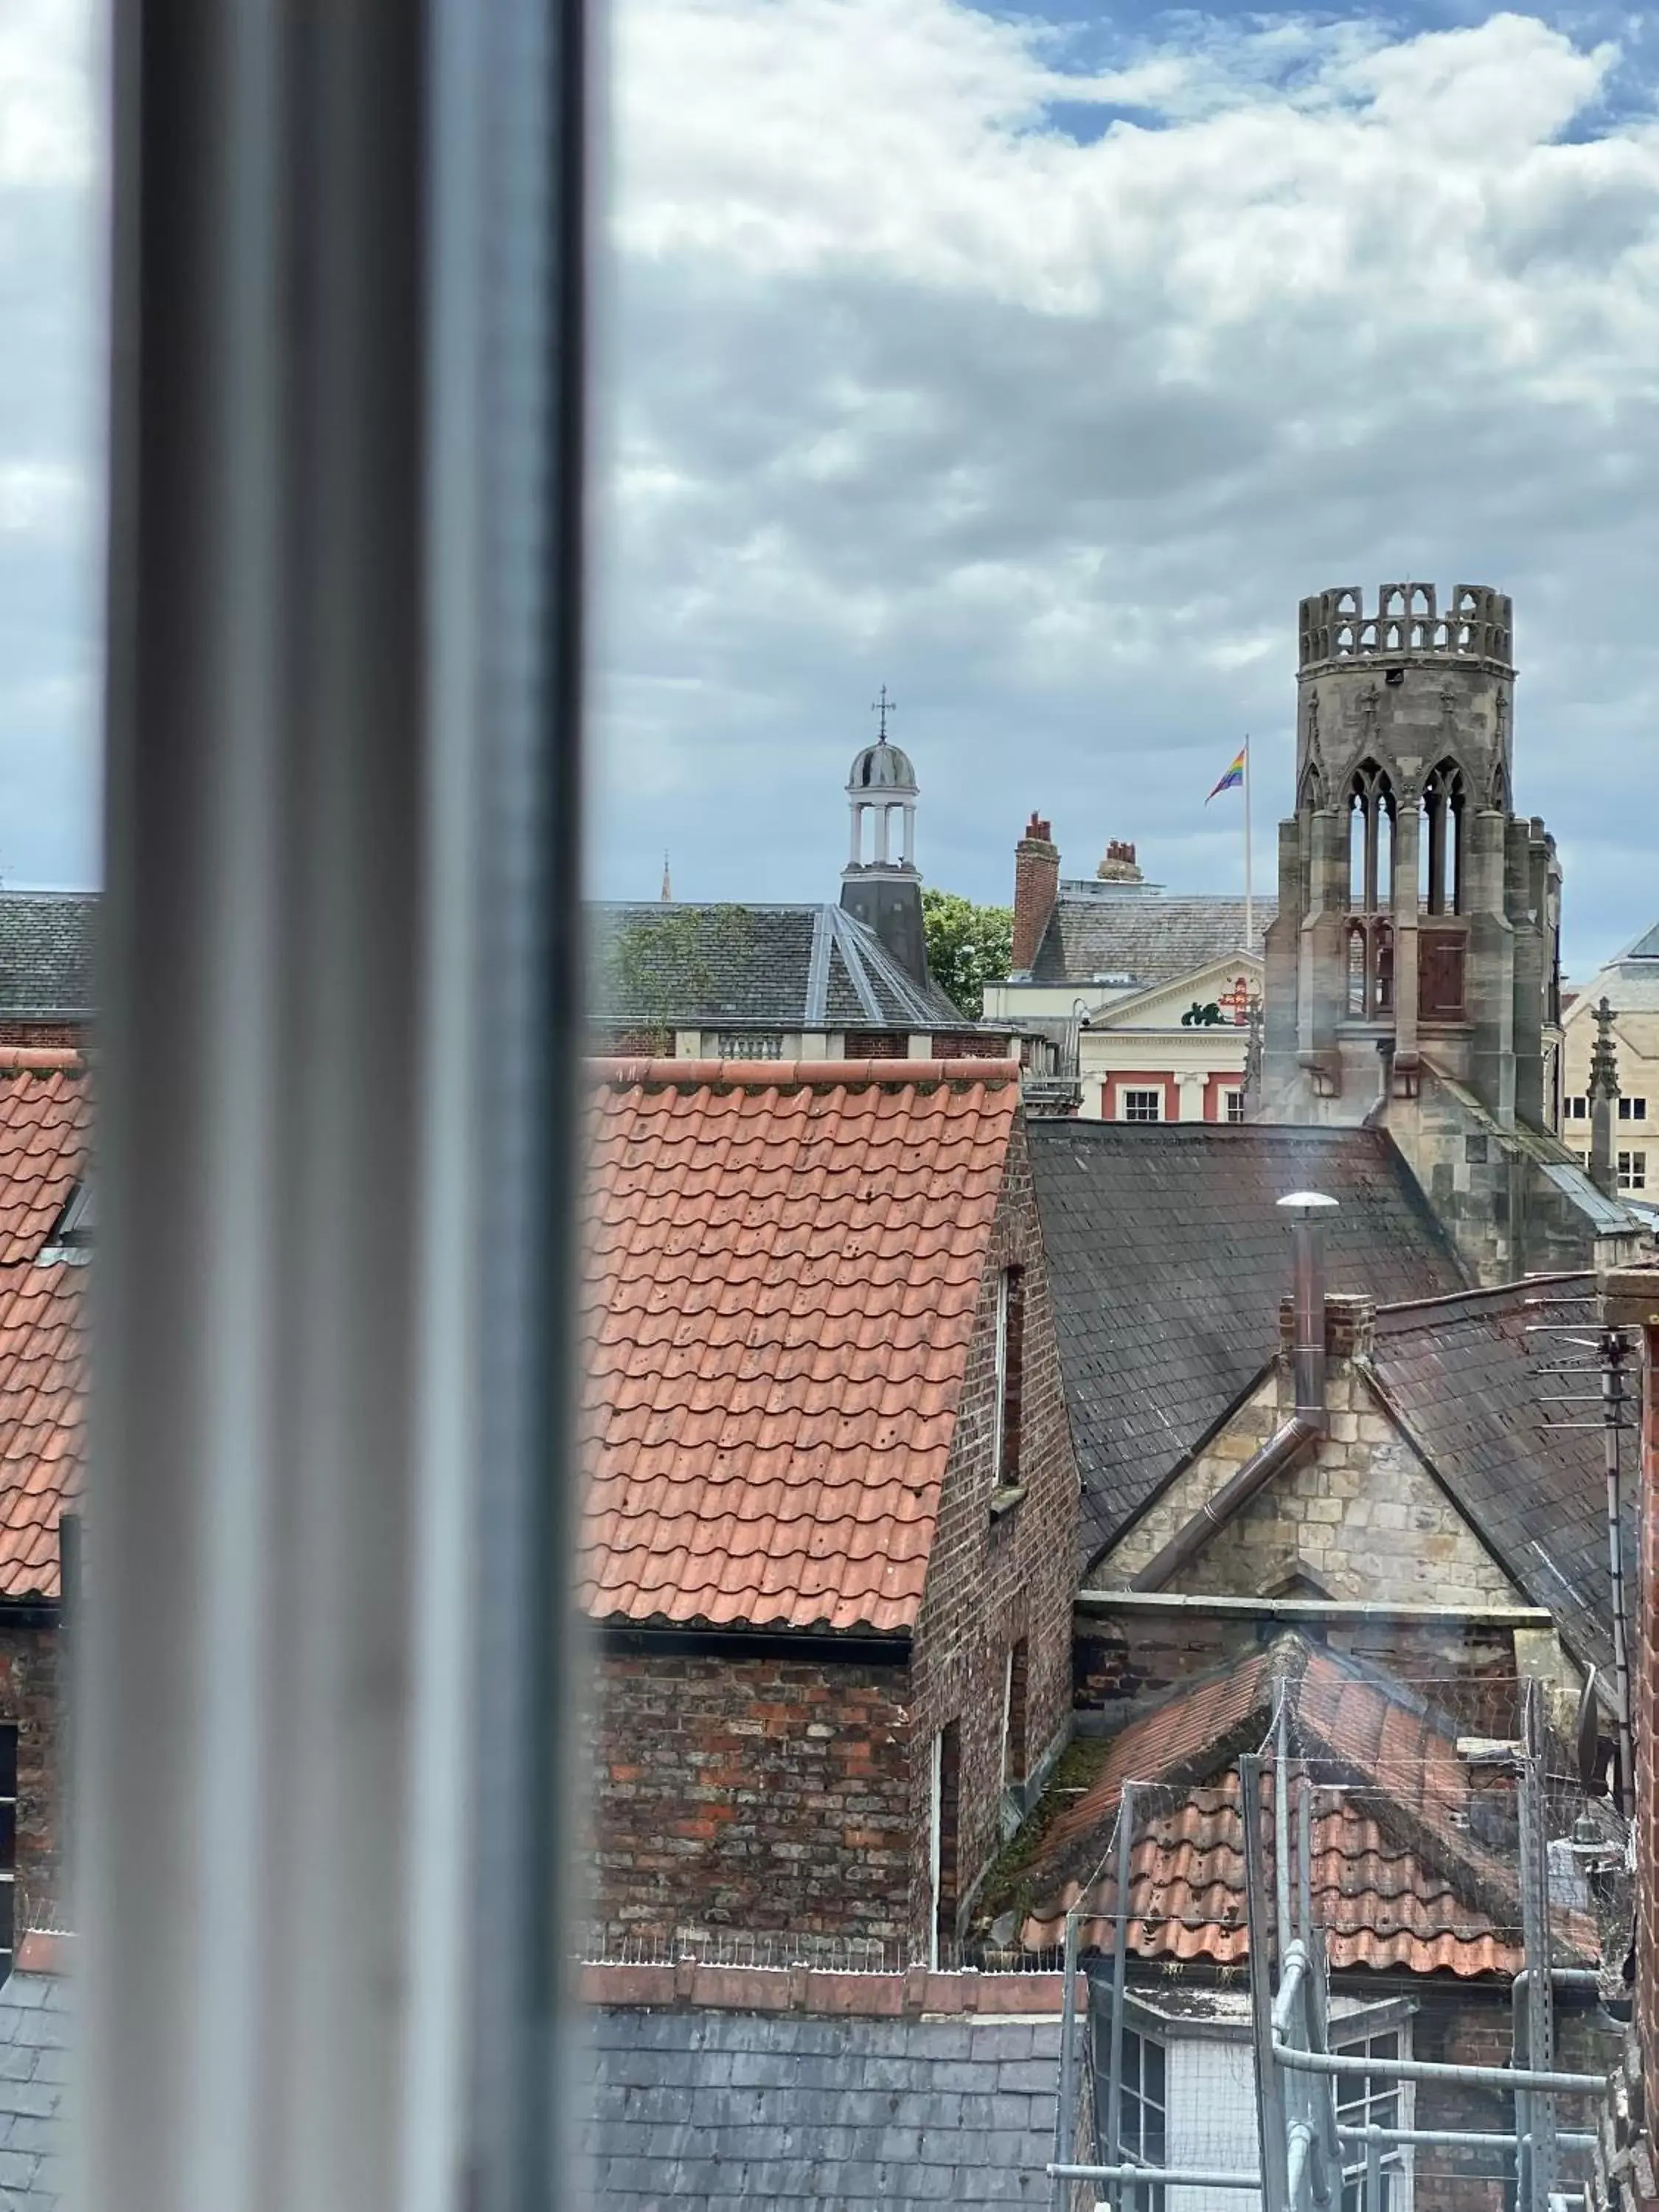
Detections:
[870, 685, 897, 742]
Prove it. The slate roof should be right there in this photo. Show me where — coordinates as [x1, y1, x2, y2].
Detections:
[580, 1058, 1020, 1634]
[591, 902, 967, 1033]
[1028, 1122, 1465, 1565]
[0, 1951, 70, 2210]
[1563, 945, 1659, 1014]
[1371, 1279, 1620, 1675]
[1030, 888, 1273, 989]
[1018, 1637, 1588, 1978]
[581, 2005, 1064, 2209]
[0, 897, 97, 1022]
[0, 1061, 86, 1601]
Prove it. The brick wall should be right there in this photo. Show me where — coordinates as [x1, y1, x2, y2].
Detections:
[0, 1024, 83, 1053]
[1012, 815, 1059, 975]
[1412, 1997, 1520, 2212]
[585, 1109, 1081, 1963]
[907, 1111, 1080, 1947]
[1075, 1609, 1526, 1736]
[0, 1621, 62, 1933]
[587, 1649, 914, 1950]
[1412, 1997, 1614, 2212]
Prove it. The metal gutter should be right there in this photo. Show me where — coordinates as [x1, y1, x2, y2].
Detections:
[804, 906, 832, 1027]
[1077, 1590, 1555, 1626]
[825, 905, 889, 1023]
[596, 1621, 912, 1666]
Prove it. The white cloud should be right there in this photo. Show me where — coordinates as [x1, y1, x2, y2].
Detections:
[0, 0, 102, 886]
[0, 0, 97, 189]
[596, 1, 1659, 970]
[0, 462, 84, 538]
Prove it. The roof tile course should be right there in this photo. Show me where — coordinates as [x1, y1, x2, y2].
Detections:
[0, 894, 97, 1022]
[580, 2004, 1064, 2210]
[591, 902, 968, 1033]
[580, 1060, 1020, 1634]
[1371, 1279, 1618, 1674]
[0, 1966, 70, 2209]
[1018, 1638, 1584, 1978]
[1029, 1122, 1466, 1563]
[0, 1058, 86, 1601]
[1034, 890, 1273, 989]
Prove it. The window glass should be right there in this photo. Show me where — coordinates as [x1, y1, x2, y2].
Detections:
[1123, 1089, 1161, 1123]
[1119, 2026, 1167, 2212]
[1336, 2030, 1405, 2212]
[1618, 1150, 1646, 1192]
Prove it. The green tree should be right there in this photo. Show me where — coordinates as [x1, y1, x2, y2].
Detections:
[923, 888, 1013, 1020]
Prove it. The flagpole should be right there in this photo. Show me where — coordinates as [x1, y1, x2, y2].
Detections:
[1242, 734, 1253, 952]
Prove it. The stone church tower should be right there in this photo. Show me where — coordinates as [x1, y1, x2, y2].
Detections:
[1259, 581, 1639, 1281]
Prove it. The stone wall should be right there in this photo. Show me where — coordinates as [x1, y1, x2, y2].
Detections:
[1098, 1357, 1521, 1610]
[1385, 1062, 1627, 1285]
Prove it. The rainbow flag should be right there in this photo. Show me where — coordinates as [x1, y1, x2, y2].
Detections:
[1207, 745, 1246, 802]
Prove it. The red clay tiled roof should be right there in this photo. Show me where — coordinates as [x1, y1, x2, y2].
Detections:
[1019, 1635, 1593, 1978]
[1024, 1775, 1527, 1978]
[580, 1058, 1021, 1634]
[0, 1059, 86, 1265]
[0, 1272, 82, 1596]
[0, 1054, 87, 1600]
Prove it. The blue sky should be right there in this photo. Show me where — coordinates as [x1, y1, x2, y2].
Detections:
[6, 1, 1659, 974]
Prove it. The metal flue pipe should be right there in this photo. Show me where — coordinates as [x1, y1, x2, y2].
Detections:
[1131, 1193, 1338, 1593]
[1279, 1191, 1338, 1424]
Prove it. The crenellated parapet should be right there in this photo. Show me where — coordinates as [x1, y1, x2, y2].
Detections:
[1298, 583, 1513, 672]
[1262, 573, 1571, 1251]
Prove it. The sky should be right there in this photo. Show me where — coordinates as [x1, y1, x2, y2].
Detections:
[5, 3, 1659, 975]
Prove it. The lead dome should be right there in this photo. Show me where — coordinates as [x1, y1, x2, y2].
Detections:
[846, 736, 918, 793]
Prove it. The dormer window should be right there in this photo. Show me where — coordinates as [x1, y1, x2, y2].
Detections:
[39, 1180, 93, 1267]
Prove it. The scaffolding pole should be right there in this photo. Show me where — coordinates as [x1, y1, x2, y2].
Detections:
[1603, 1332, 1635, 1812]
[1103, 1783, 1135, 2211]
[1243, 1755, 1290, 2212]
[1054, 1908, 1080, 2212]
[1519, 1679, 1557, 2212]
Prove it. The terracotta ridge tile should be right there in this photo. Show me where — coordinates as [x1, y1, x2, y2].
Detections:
[588, 1055, 1020, 1092]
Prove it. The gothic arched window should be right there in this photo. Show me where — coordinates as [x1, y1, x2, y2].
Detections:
[1347, 922, 1367, 1015]
[1347, 762, 1395, 914]
[1422, 760, 1466, 916]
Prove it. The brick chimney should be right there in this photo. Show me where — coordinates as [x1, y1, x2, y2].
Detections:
[1012, 813, 1059, 975]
